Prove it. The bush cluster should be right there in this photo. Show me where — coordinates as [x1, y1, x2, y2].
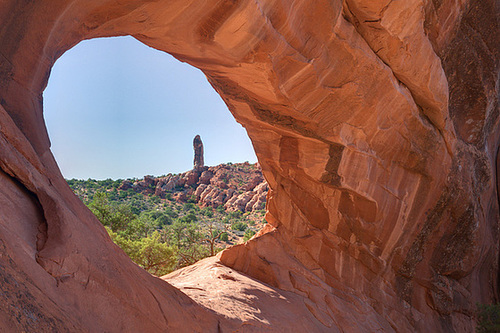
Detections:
[68, 178, 263, 276]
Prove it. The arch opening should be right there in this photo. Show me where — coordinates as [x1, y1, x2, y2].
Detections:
[42, 35, 266, 276]
[43, 35, 257, 180]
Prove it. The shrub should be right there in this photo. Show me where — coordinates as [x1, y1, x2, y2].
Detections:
[228, 210, 242, 220]
[231, 222, 247, 232]
[216, 205, 225, 214]
[150, 196, 161, 204]
[477, 303, 500, 333]
[201, 207, 214, 217]
[243, 229, 256, 241]
[183, 203, 196, 211]
[155, 212, 173, 226]
[164, 206, 178, 219]
[180, 212, 197, 223]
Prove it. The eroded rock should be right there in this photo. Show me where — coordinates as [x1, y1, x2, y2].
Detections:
[193, 135, 204, 172]
[0, 0, 498, 332]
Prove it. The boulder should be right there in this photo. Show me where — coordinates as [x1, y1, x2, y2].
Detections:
[198, 170, 213, 185]
[118, 180, 133, 191]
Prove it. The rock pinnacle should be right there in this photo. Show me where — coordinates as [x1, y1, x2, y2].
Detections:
[193, 135, 204, 171]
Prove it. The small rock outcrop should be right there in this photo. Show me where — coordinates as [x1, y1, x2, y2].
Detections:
[127, 162, 267, 213]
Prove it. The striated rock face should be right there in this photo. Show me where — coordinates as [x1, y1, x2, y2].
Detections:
[0, 0, 498, 332]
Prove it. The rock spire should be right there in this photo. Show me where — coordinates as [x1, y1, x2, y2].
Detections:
[193, 135, 204, 171]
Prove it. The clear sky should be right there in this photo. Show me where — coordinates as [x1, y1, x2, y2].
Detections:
[43, 36, 257, 180]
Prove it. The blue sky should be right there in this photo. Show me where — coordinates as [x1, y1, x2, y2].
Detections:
[43, 36, 257, 180]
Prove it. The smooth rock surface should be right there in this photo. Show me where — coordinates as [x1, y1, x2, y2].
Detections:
[0, 0, 498, 332]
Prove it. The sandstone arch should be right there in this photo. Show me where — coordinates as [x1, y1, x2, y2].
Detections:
[0, 0, 498, 331]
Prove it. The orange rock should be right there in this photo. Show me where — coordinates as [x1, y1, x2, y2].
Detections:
[0, 0, 498, 331]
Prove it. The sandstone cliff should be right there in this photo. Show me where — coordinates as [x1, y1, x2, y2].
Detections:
[0, 0, 498, 332]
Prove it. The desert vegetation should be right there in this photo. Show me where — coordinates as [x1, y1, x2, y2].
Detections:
[67, 174, 266, 276]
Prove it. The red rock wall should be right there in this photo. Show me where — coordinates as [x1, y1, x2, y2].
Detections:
[0, 0, 498, 331]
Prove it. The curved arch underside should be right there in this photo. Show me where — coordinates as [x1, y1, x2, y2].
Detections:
[0, 0, 498, 331]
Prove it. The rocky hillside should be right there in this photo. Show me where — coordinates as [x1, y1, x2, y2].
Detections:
[66, 135, 270, 263]
[118, 162, 268, 213]
[66, 161, 269, 276]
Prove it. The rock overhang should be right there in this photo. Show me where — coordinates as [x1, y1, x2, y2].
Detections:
[0, 0, 498, 332]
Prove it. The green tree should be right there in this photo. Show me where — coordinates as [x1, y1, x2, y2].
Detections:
[136, 231, 176, 276]
[107, 228, 175, 276]
[88, 191, 135, 232]
[163, 220, 208, 269]
[125, 213, 158, 239]
[202, 221, 227, 256]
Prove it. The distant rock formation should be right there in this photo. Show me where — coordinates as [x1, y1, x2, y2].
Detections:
[132, 162, 267, 212]
[193, 135, 204, 172]
[122, 136, 269, 212]
[119, 135, 268, 212]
